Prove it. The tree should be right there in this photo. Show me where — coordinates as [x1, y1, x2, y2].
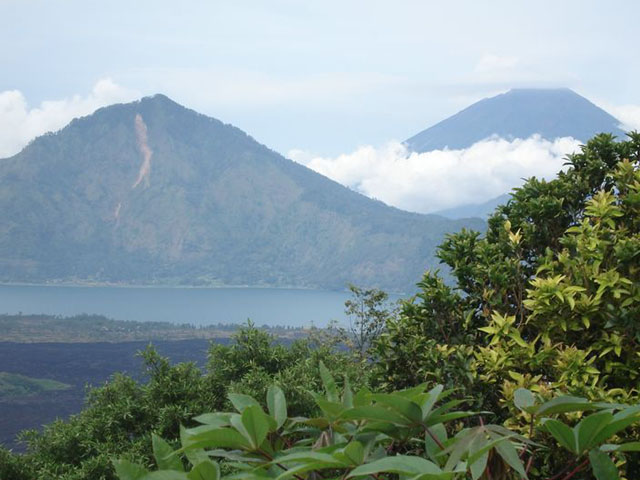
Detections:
[373, 132, 640, 476]
[344, 284, 393, 359]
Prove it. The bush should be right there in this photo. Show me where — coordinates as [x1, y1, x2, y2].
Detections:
[116, 364, 640, 480]
[373, 133, 640, 475]
[4, 324, 366, 479]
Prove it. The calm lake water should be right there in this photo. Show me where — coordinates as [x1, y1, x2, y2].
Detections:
[0, 285, 371, 327]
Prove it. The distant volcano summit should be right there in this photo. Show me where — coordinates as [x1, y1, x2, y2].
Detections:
[405, 88, 625, 152]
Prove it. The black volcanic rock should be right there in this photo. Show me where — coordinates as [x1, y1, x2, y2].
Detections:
[406, 88, 625, 152]
[0, 95, 483, 292]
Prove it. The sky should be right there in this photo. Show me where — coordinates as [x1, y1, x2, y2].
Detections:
[2, 0, 640, 212]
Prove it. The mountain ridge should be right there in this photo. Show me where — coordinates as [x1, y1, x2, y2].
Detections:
[405, 88, 625, 152]
[0, 94, 483, 292]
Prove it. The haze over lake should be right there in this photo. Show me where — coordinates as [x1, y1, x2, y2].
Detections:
[0, 285, 369, 327]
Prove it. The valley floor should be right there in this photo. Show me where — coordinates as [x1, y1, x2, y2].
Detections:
[0, 339, 214, 451]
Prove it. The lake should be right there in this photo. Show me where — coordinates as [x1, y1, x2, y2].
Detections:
[0, 285, 381, 327]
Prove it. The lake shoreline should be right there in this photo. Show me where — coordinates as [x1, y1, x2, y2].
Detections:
[0, 285, 376, 328]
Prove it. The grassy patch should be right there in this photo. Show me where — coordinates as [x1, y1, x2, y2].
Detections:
[0, 372, 71, 398]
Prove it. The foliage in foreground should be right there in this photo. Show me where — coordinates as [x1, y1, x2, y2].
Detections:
[373, 133, 640, 475]
[0, 326, 366, 480]
[115, 364, 640, 480]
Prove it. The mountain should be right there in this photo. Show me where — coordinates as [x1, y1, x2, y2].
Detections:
[405, 88, 625, 152]
[433, 194, 510, 220]
[0, 95, 483, 292]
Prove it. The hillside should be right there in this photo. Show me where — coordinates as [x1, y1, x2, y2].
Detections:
[0, 372, 70, 399]
[405, 88, 625, 152]
[434, 193, 511, 219]
[0, 95, 482, 292]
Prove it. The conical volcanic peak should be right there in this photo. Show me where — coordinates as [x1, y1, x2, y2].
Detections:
[0, 95, 483, 292]
[405, 88, 625, 152]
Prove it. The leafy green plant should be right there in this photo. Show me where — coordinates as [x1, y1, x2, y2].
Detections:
[114, 364, 640, 480]
[373, 133, 640, 475]
[512, 388, 640, 479]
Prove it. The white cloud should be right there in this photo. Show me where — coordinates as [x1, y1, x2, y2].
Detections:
[607, 104, 640, 132]
[474, 54, 519, 74]
[289, 136, 582, 214]
[0, 79, 139, 158]
[121, 68, 404, 109]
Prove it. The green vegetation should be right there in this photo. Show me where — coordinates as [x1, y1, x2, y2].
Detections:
[1, 132, 639, 479]
[0, 325, 366, 479]
[0, 373, 70, 399]
[118, 366, 640, 480]
[0, 314, 305, 343]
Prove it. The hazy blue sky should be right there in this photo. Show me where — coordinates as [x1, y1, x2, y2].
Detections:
[2, 1, 639, 212]
[2, 0, 639, 156]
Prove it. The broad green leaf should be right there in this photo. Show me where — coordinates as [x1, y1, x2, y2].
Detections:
[152, 434, 184, 472]
[343, 441, 365, 465]
[142, 472, 189, 480]
[187, 460, 220, 480]
[600, 442, 640, 452]
[428, 399, 467, 419]
[181, 426, 251, 451]
[370, 393, 422, 423]
[408, 473, 459, 480]
[340, 405, 410, 425]
[425, 423, 447, 461]
[353, 387, 371, 407]
[342, 377, 354, 408]
[468, 432, 489, 480]
[228, 393, 261, 413]
[319, 361, 339, 402]
[396, 383, 429, 399]
[242, 405, 270, 449]
[535, 396, 597, 416]
[348, 455, 443, 477]
[425, 411, 475, 427]
[230, 414, 252, 446]
[421, 385, 444, 419]
[514, 388, 536, 413]
[180, 425, 210, 466]
[316, 399, 346, 418]
[543, 419, 576, 453]
[275, 461, 338, 480]
[589, 449, 619, 480]
[274, 451, 345, 466]
[193, 413, 232, 427]
[113, 459, 148, 480]
[491, 432, 528, 480]
[267, 385, 287, 429]
[466, 435, 514, 469]
[442, 429, 480, 469]
[300, 416, 330, 429]
[576, 412, 613, 453]
[591, 406, 640, 446]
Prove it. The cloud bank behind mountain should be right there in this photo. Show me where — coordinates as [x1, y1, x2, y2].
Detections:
[0, 79, 138, 158]
[290, 136, 582, 214]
